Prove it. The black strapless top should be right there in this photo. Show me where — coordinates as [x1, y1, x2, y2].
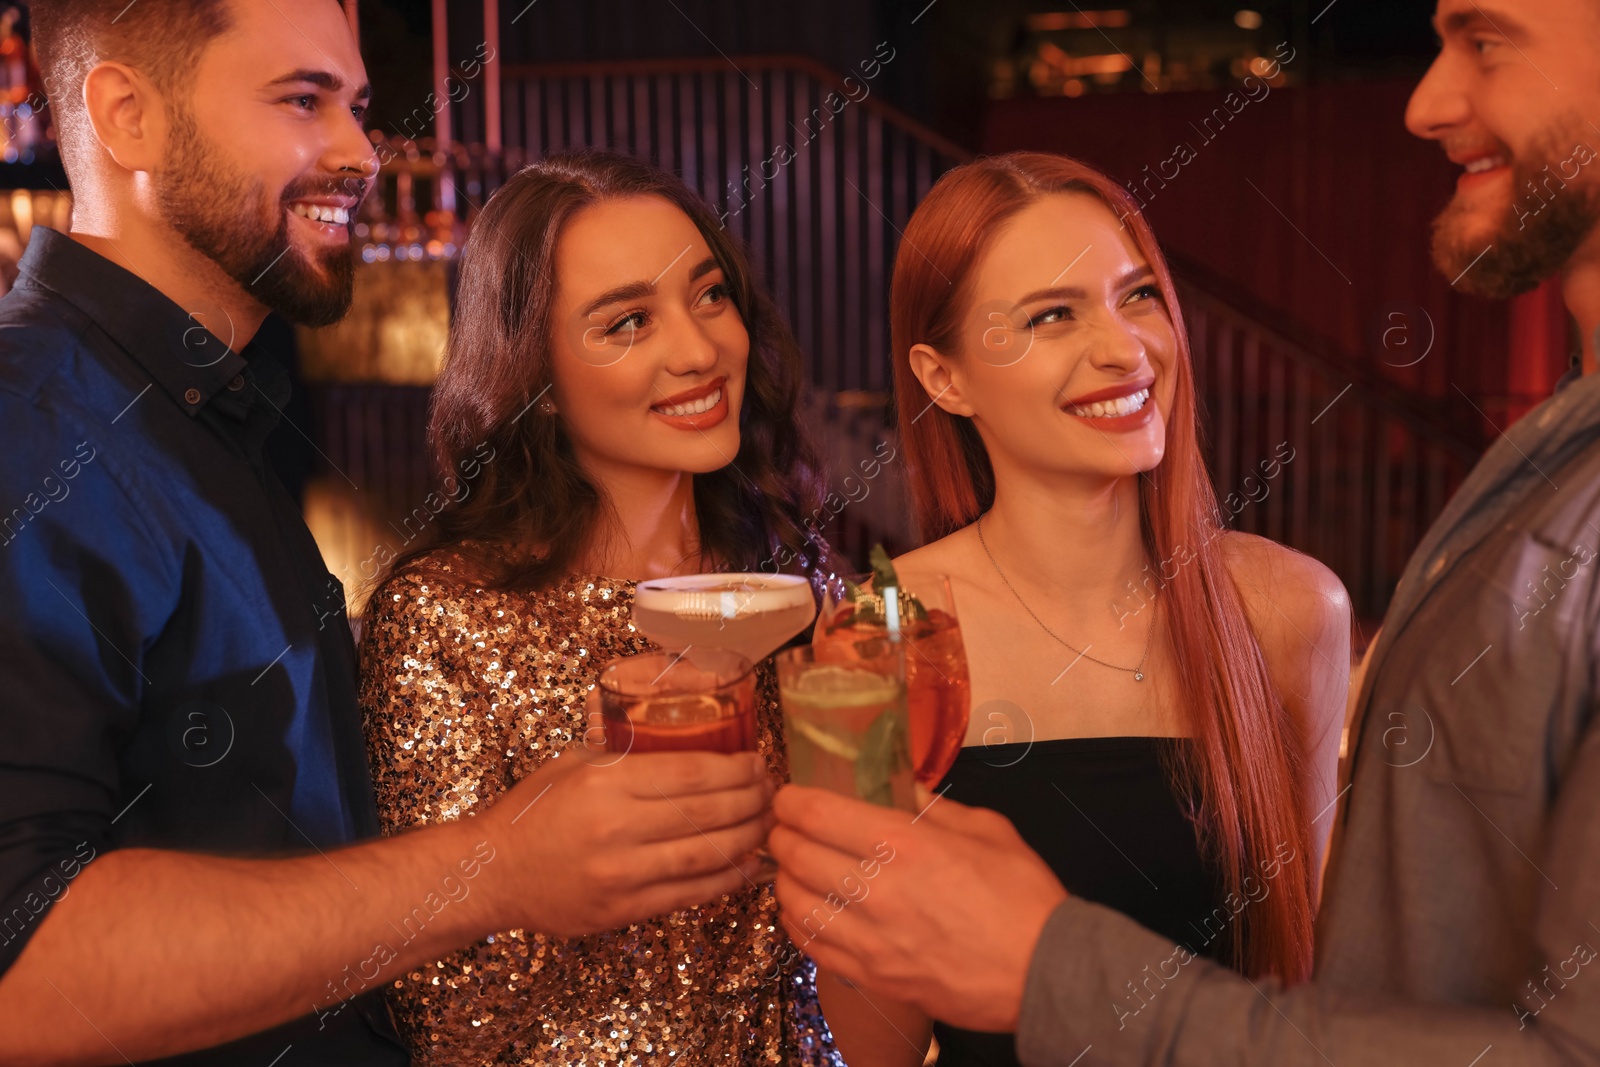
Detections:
[931, 736, 1229, 1067]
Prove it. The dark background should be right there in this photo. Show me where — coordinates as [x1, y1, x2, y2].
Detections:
[363, 0, 1443, 147]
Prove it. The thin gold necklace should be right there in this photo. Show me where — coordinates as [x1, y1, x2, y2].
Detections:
[976, 512, 1156, 682]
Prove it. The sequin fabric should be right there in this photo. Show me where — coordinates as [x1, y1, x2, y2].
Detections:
[357, 550, 843, 1066]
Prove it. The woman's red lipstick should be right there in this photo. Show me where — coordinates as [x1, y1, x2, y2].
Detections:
[650, 375, 730, 430]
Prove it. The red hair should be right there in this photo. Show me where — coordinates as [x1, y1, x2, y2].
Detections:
[890, 151, 1315, 982]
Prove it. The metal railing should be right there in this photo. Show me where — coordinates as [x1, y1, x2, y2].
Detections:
[1174, 260, 1478, 617]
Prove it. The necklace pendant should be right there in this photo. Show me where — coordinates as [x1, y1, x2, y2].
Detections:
[1133, 670, 1145, 681]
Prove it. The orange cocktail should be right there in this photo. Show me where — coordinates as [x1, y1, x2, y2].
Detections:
[815, 549, 970, 787]
[597, 648, 757, 755]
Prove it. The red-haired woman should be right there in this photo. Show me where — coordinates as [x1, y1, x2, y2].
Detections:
[357, 150, 844, 1065]
[817, 151, 1350, 1065]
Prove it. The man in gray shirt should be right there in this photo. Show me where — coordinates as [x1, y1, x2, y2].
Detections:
[768, 0, 1600, 1062]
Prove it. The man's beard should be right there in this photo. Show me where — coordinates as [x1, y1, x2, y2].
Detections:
[156, 104, 359, 329]
[1431, 121, 1600, 299]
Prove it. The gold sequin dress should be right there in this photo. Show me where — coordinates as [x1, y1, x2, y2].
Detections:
[357, 550, 843, 1066]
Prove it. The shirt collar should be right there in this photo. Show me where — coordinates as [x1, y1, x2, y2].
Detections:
[15, 226, 251, 418]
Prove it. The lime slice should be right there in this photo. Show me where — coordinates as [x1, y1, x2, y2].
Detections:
[784, 665, 899, 708]
[786, 716, 862, 760]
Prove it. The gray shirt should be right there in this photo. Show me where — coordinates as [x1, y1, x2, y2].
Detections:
[1017, 365, 1600, 1065]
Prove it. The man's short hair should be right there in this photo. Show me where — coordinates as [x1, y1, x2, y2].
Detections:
[29, 0, 234, 183]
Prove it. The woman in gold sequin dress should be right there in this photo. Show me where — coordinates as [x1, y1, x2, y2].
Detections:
[357, 150, 845, 1065]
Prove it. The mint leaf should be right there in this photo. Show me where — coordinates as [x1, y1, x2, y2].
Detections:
[826, 544, 932, 632]
[855, 705, 911, 808]
[865, 544, 929, 626]
[869, 543, 900, 591]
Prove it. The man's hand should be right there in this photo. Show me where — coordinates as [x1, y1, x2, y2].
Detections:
[768, 783, 1068, 1033]
[479, 744, 776, 938]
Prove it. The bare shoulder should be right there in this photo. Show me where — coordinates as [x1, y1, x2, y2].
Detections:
[891, 525, 980, 588]
[891, 532, 958, 574]
[1218, 531, 1350, 661]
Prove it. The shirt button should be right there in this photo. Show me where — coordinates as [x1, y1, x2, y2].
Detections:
[227, 374, 246, 391]
[1426, 554, 1448, 580]
[184, 387, 202, 405]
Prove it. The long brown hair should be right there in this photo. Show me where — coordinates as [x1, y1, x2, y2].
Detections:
[391, 148, 826, 589]
[891, 151, 1315, 982]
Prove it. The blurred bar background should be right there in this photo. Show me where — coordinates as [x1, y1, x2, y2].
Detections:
[0, 0, 1556, 638]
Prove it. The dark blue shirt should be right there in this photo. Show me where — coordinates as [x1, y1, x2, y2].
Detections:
[0, 227, 407, 1064]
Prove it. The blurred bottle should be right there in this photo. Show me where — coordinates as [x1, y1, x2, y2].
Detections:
[0, 4, 49, 164]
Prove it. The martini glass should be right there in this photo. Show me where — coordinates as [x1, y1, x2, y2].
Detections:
[632, 572, 817, 662]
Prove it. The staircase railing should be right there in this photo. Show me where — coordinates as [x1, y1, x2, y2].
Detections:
[1172, 255, 1479, 617]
